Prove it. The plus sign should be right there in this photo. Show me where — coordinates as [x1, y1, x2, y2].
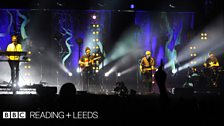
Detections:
[66, 112, 71, 118]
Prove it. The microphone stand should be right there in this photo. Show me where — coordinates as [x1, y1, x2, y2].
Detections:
[38, 51, 44, 84]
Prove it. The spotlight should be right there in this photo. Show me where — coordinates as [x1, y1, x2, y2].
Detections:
[130, 4, 135, 9]
[193, 46, 196, 49]
[28, 51, 32, 55]
[93, 31, 95, 35]
[190, 46, 193, 50]
[24, 66, 27, 69]
[93, 24, 96, 27]
[200, 32, 208, 40]
[92, 15, 97, 20]
[96, 31, 99, 34]
[96, 46, 99, 49]
[68, 72, 73, 76]
[96, 70, 99, 73]
[96, 38, 99, 42]
[27, 58, 31, 62]
[96, 24, 99, 28]
[56, 2, 63, 7]
[117, 72, 121, 77]
[172, 69, 177, 74]
[169, 3, 175, 8]
[76, 67, 81, 73]
[105, 73, 109, 77]
[93, 39, 95, 42]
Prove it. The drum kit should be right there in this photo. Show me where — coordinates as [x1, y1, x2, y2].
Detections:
[188, 65, 223, 89]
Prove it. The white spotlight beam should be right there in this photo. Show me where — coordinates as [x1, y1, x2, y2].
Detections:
[105, 66, 117, 77]
[103, 26, 141, 67]
[177, 16, 224, 64]
[120, 65, 137, 76]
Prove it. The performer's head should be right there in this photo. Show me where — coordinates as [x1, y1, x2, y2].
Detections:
[11, 35, 18, 45]
[145, 51, 151, 59]
[85, 47, 91, 56]
[208, 52, 214, 57]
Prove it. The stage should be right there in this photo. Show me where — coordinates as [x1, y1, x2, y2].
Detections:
[0, 0, 223, 122]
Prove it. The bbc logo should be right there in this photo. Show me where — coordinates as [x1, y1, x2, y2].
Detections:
[3, 111, 26, 119]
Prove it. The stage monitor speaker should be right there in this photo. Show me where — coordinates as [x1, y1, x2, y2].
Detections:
[36, 86, 57, 96]
[174, 88, 194, 96]
[130, 89, 137, 95]
[76, 91, 88, 95]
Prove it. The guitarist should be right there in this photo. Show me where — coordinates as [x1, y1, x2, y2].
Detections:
[140, 50, 155, 93]
[204, 52, 220, 68]
[203, 52, 220, 87]
[79, 47, 94, 91]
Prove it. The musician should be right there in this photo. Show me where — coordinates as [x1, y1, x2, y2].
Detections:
[6, 35, 23, 87]
[204, 52, 220, 68]
[203, 52, 220, 87]
[140, 50, 155, 93]
[79, 47, 94, 91]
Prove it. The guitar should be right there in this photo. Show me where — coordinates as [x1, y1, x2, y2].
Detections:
[79, 56, 101, 71]
[208, 62, 219, 68]
[139, 64, 156, 74]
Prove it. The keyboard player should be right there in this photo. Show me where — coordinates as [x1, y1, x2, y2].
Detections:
[6, 35, 23, 87]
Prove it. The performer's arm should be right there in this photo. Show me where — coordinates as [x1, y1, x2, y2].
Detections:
[214, 57, 220, 66]
[79, 59, 84, 65]
[140, 57, 144, 66]
[139, 57, 144, 72]
[6, 44, 10, 59]
[216, 61, 220, 66]
[203, 63, 207, 67]
[18, 44, 23, 52]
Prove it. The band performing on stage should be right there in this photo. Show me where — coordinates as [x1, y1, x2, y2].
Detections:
[0, 38, 223, 95]
[76, 47, 223, 94]
[0, 4, 222, 97]
[0, 1, 223, 121]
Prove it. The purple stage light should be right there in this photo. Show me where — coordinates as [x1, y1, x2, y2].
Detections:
[130, 4, 135, 9]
